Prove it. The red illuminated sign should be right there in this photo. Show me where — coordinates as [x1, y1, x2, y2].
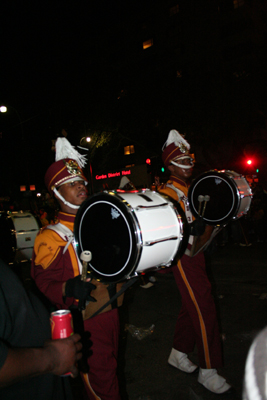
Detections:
[95, 170, 131, 180]
[95, 174, 107, 180]
[108, 172, 120, 178]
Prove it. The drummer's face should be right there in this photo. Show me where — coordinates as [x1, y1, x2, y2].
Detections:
[168, 159, 193, 182]
[57, 180, 88, 214]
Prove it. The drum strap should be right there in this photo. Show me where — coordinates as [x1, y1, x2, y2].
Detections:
[107, 283, 117, 309]
[189, 226, 222, 257]
[166, 183, 184, 202]
[166, 183, 194, 245]
[90, 277, 139, 319]
[46, 223, 83, 274]
[47, 223, 139, 319]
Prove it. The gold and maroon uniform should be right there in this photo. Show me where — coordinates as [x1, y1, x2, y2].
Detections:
[32, 211, 123, 400]
[158, 176, 223, 369]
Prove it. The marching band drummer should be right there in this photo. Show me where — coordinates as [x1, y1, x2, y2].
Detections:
[31, 138, 124, 400]
[158, 130, 232, 395]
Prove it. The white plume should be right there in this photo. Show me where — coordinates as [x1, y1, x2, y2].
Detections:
[162, 129, 190, 151]
[55, 137, 87, 168]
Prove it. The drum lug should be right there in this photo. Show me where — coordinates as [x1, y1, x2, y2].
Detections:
[144, 236, 179, 246]
[134, 203, 169, 211]
[130, 272, 138, 277]
[165, 262, 172, 267]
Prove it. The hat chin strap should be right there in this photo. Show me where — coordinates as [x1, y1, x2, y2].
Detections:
[171, 160, 193, 169]
[53, 188, 79, 210]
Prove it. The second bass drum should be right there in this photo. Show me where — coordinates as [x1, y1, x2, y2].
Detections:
[188, 170, 252, 226]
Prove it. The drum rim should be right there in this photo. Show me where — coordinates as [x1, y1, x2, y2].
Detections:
[119, 190, 190, 267]
[74, 192, 143, 282]
[188, 170, 241, 225]
[8, 212, 40, 234]
[157, 193, 190, 262]
[116, 190, 189, 272]
[170, 200, 190, 262]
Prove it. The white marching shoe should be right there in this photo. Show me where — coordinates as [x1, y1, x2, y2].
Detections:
[198, 368, 232, 394]
[168, 348, 198, 373]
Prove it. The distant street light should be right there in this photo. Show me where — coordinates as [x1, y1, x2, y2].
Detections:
[0, 105, 24, 139]
[80, 136, 91, 147]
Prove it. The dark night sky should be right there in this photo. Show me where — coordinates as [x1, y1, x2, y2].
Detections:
[1, 2, 267, 195]
[1, 2, 122, 111]
[0, 2, 126, 193]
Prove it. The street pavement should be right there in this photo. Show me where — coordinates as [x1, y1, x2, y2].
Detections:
[19, 241, 267, 400]
[115, 241, 267, 400]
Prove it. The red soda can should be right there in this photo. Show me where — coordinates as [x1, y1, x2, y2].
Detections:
[50, 309, 74, 339]
[50, 310, 74, 376]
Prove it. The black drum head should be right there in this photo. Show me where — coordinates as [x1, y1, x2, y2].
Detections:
[74, 192, 141, 282]
[188, 171, 239, 225]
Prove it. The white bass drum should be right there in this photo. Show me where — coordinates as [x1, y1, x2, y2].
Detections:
[0, 211, 40, 264]
[74, 189, 189, 282]
[188, 170, 252, 225]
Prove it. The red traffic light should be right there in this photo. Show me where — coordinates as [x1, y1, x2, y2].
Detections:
[246, 159, 252, 165]
[146, 158, 151, 165]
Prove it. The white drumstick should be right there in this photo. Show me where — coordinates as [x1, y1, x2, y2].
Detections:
[198, 195, 204, 216]
[80, 250, 92, 281]
[201, 195, 210, 217]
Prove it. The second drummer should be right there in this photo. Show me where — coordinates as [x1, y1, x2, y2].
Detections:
[158, 129, 232, 395]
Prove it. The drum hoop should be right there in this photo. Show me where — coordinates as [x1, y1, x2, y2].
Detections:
[76, 195, 143, 280]
[75, 191, 189, 282]
[158, 193, 189, 261]
[125, 204, 143, 274]
[116, 191, 189, 271]
[8, 213, 40, 237]
[79, 201, 130, 277]
[174, 202, 189, 260]
[189, 172, 241, 224]
[107, 193, 144, 278]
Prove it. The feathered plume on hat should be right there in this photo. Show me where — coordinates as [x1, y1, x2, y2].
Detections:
[162, 129, 190, 167]
[162, 130, 190, 152]
[45, 137, 88, 195]
[55, 137, 87, 168]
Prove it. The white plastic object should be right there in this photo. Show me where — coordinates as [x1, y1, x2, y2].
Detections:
[80, 250, 92, 262]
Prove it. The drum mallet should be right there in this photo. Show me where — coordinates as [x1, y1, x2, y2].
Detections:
[201, 195, 210, 217]
[80, 250, 92, 282]
[198, 195, 204, 216]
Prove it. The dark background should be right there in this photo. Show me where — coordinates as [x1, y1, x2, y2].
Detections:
[1, 0, 267, 200]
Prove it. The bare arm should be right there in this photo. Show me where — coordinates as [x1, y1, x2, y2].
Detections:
[0, 333, 82, 388]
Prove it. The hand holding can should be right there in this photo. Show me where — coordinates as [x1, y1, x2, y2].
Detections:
[50, 310, 80, 376]
[44, 334, 82, 378]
